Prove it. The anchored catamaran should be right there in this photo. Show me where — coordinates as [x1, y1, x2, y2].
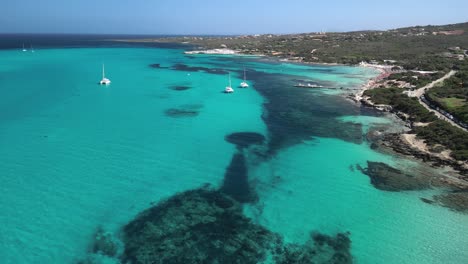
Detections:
[240, 68, 249, 88]
[225, 73, 234, 93]
[99, 64, 111, 85]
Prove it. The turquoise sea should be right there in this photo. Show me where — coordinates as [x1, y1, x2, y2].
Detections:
[0, 40, 467, 263]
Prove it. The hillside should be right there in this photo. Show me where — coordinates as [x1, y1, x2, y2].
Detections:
[147, 22, 468, 70]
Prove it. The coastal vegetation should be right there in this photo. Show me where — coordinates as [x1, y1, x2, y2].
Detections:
[414, 120, 468, 160]
[363, 59, 468, 161]
[148, 22, 468, 70]
[363, 88, 437, 122]
[384, 71, 445, 89]
[364, 86, 468, 160]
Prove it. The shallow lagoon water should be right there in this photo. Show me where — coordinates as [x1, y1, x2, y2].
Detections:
[0, 45, 467, 263]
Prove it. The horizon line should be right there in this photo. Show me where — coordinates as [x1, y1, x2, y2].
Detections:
[1, 21, 466, 37]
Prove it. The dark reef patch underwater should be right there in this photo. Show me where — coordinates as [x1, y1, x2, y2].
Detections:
[358, 161, 431, 192]
[119, 188, 353, 264]
[220, 152, 257, 203]
[246, 70, 366, 156]
[79, 59, 391, 264]
[225, 132, 266, 149]
[164, 104, 203, 118]
[149, 63, 169, 69]
[169, 85, 191, 91]
[171, 63, 229, 75]
[221, 132, 266, 203]
[433, 191, 468, 213]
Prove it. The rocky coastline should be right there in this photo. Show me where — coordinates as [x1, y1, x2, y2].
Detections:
[344, 64, 468, 213]
[357, 86, 468, 181]
[359, 96, 468, 212]
[180, 44, 468, 192]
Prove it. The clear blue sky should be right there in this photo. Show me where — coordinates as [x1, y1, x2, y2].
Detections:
[1, 0, 467, 35]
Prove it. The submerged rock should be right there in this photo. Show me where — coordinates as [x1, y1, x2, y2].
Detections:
[358, 161, 431, 191]
[122, 188, 280, 264]
[366, 129, 384, 143]
[434, 191, 468, 213]
[92, 227, 121, 257]
[225, 132, 266, 149]
[275, 232, 353, 264]
[164, 105, 202, 118]
[171, 64, 229, 75]
[121, 188, 354, 264]
[77, 227, 122, 264]
[77, 254, 120, 264]
[169, 85, 191, 91]
[246, 70, 365, 156]
[205, 68, 230, 75]
[221, 132, 266, 203]
[420, 197, 435, 204]
[221, 152, 257, 203]
[164, 108, 198, 117]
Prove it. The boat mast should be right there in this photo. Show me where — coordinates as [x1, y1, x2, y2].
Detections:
[229, 73, 232, 87]
[243, 68, 246, 81]
[102, 64, 105, 79]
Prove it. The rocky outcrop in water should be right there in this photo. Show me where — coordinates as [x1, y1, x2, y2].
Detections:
[375, 133, 468, 177]
[358, 161, 431, 191]
[121, 188, 354, 264]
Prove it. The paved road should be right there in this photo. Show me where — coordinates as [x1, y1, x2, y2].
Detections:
[408, 70, 467, 132]
[408, 70, 456, 98]
[419, 96, 467, 131]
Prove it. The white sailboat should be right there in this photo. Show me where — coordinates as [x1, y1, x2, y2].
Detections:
[99, 64, 111, 85]
[240, 67, 249, 88]
[30, 44, 34, 53]
[22, 43, 27, 52]
[224, 73, 234, 93]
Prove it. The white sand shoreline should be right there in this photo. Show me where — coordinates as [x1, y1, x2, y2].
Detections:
[184, 48, 240, 55]
[353, 62, 394, 102]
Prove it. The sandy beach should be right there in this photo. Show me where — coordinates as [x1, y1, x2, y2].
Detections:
[184, 48, 240, 55]
[353, 62, 393, 102]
